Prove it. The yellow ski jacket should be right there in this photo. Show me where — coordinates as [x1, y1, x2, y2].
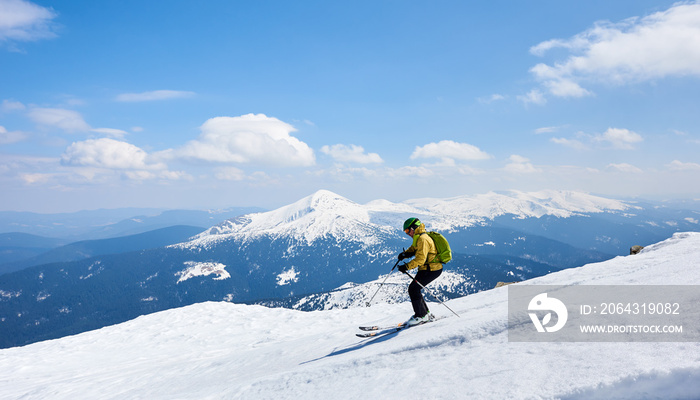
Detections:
[405, 224, 443, 272]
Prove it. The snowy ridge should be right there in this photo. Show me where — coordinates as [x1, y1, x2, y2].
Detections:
[176, 189, 633, 249]
[4, 232, 699, 399]
[406, 189, 634, 231]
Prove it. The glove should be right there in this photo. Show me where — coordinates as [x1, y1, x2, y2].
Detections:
[398, 263, 408, 273]
[397, 251, 415, 261]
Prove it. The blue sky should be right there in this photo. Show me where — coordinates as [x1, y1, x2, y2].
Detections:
[1, 0, 700, 212]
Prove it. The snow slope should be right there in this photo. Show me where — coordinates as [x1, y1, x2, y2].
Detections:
[2, 233, 700, 399]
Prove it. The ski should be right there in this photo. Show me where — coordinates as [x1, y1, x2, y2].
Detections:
[359, 321, 409, 331]
[356, 325, 407, 338]
[356, 316, 444, 338]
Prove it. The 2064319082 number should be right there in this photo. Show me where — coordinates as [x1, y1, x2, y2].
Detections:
[599, 302, 680, 315]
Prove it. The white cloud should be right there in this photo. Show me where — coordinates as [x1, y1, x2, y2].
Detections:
[667, 160, 700, 171]
[0, 153, 55, 169]
[1, 99, 25, 112]
[607, 163, 643, 173]
[316, 165, 380, 182]
[542, 75, 592, 98]
[410, 140, 491, 162]
[61, 138, 167, 171]
[530, 36, 589, 57]
[215, 166, 247, 181]
[508, 155, 530, 164]
[122, 170, 156, 180]
[594, 128, 643, 149]
[115, 90, 195, 102]
[504, 155, 541, 174]
[59, 138, 189, 181]
[19, 172, 52, 184]
[422, 158, 457, 168]
[535, 126, 564, 134]
[172, 113, 315, 167]
[0, 0, 58, 43]
[517, 89, 547, 105]
[477, 94, 506, 104]
[551, 128, 642, 151]
[0, 125, 27, 144]
[386, 166, 434, 178]
[530, 2, 700, 97]
[456, 165, 485, 175]
[122, 169, 190, 181]
[320, 144, 383, 164]
[550, 137, 588, 150]
[91, 128, 128, 138]
[27, 107, 91, 133]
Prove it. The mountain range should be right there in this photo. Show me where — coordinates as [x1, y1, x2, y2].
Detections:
[0, 206, 265, 241]
[0, 189, 698, 348]
[0, 226, 205, 275]
[0, 206, 264, 272]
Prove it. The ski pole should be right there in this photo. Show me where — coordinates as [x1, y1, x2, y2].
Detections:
[365, 259, 401, 307]
[403, 270, 461, 318]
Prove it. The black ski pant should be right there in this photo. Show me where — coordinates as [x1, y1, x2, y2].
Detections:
[408, 268, 443, 318]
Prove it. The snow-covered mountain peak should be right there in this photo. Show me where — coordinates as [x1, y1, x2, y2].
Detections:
[183, 190, 395, 247]
[287, 189, 357, 217]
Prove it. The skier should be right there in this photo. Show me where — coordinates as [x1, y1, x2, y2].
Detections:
[397, 217, 443, 326]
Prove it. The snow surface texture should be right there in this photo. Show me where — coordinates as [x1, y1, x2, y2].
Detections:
[2, 232, 700, 399]
[176, 189, 633, 249]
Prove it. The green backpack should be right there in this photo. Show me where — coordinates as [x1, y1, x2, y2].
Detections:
[426, 231, 452, 264]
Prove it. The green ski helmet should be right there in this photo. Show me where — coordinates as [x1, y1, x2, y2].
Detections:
[403, 217, 422, 232]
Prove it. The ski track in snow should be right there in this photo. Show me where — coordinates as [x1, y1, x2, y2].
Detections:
[2, 233, 700, 399]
